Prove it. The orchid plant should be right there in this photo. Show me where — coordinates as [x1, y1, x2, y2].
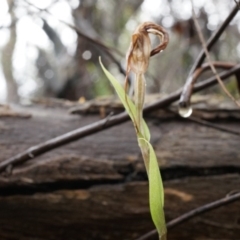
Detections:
[100, 22, 169, 240]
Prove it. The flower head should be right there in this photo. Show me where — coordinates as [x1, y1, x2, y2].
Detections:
[126, 22, 169, 75]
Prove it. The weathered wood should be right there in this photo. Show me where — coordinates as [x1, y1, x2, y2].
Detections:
[0, 98, 240, 240]
[0, 176, 240, 240]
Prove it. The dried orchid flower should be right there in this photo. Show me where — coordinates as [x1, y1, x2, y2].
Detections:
[100, 22, 169, 240]
[125, 22, 169, 133]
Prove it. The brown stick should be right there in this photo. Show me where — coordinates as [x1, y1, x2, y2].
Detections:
[22, 0, 126, 75]
[234, 0, 240, 9]
[0, 64, 240, 173]
[168, 109, 240, 137]
[180, 62, 235, 108]
[196, 218, 240, 230]
[191, 0, 240, 107]
[24, 0, 122, 56]
[135, 191, 240, 240]
[186, 4, 239, 77]
[180, 4, 239, 107]
[188, 116, 240, 136]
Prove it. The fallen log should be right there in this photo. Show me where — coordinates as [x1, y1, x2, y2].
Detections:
[0, 96, 239, 240]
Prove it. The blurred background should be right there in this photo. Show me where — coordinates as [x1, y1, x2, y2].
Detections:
[0, 0, 239, 104]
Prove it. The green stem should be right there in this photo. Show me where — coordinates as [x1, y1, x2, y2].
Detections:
[134, 73, 146, 133]
[138, 138, 150, 174]
[161, 233, 167, 240]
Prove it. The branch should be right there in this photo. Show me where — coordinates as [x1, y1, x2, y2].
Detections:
[135, 191, 240, 240]
[168, 109, 240, 137]
[180, 4, 239, 107]
[188, 4, 239, 74]
[22, 0, 126, 74]
[188, 116, 240, 136]
[180, 62, 235, 108]
[190, 0, 240, 107]
[0, 64, 240, 173]
[196, 218, 240, 230]
[234, 0, 240, 9]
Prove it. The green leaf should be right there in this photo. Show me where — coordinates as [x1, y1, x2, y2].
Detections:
[142, 119, 150, 142]
[100, 57, 166, 239]
[138, 138, 166, 238]
[99, 57, 150, 141]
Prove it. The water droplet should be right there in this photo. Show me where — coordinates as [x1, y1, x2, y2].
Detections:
[178, 106, 192, 118]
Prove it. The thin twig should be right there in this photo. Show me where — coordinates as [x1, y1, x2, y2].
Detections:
[0, 64, 240, 173]
[191, 0, 240, 107]
[180, 62, 235, 108]
[22, 0, 126, 75]
[188, 116, 240, 136]
[146, 64, 240, 113]
[168, 109, 240, 137]
[188, 4, 239, 75]
[167, 191, 240, 229]
[135, 191, 240, 240]
[24, 0, 123, 55]
[180, 4, 239, 106]
[196, 218, 240, 230]
[234, 0, 240, 9]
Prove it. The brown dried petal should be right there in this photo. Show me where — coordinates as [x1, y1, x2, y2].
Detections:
[126, 22, 169, 74]
[126, 31, 151, 74]
[143, 22, 169, 56]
